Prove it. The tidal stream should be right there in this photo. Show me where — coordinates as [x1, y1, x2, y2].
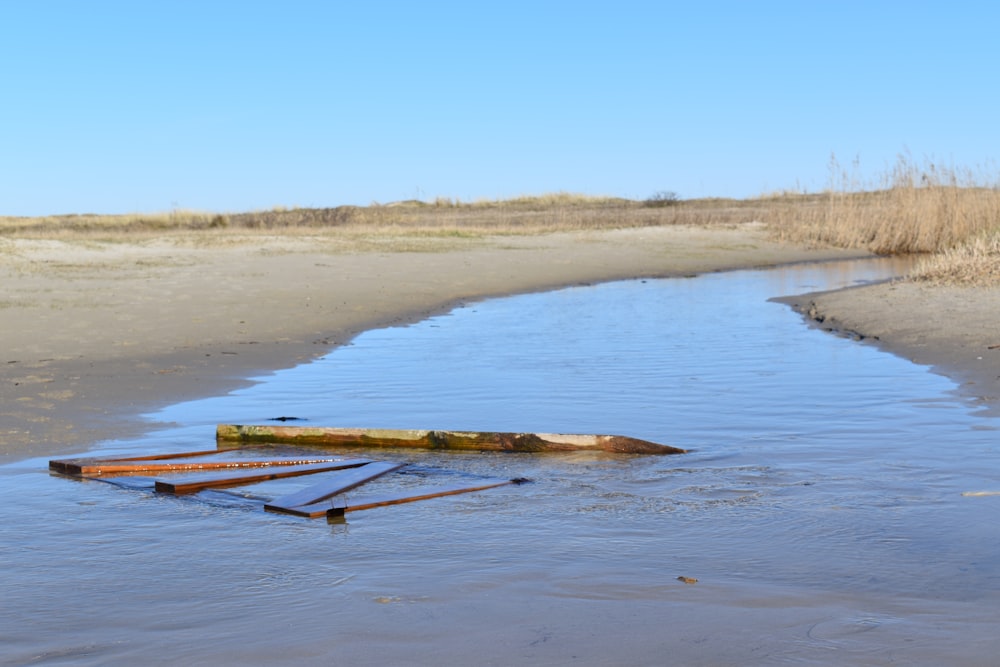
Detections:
[2, 257, 999, 666]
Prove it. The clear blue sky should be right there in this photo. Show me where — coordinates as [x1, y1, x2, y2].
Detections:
[2, 1, 997, 216]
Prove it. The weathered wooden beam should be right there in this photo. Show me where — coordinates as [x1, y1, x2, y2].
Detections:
[50, 455, 364, 477]
[50, 449, 220, 476]
[217, 424, 685, 455]
[154, 459, 372, 495]
[269, 479, 518, 519]
[263, 461, 406, 512]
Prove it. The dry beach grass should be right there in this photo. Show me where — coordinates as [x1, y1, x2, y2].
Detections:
[0, 192, 786, 238]
[765, 154, 1000, 284]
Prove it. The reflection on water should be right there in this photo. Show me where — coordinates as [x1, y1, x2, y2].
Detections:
[3, 257, 1000, 665]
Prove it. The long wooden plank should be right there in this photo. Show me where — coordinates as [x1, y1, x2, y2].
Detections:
[51, 456, 360, 477]
[50, 449, 221, 475]
[268, 479, 516, 518]
[217, 424, 686, 455]
[154, 459, 372, 495]
[263, 461, 406, 511]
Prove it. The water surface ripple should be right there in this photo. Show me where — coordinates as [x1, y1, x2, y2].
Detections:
[3, 258, 999, 666]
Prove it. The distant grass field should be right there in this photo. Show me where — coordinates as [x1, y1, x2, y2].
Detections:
[3, 157, 999, 284]
[0, 193, 768, 237]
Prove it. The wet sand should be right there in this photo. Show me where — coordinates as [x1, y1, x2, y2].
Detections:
[3, 224, 995, 463]
[782, 281, 1000, 417]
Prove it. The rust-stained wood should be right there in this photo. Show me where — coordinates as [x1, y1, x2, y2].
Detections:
[50, 443, 532, 521]
[269, 479, 516, 518]
[217, 424, 685, 455]
[263, 461, 406, 512]
[50, 449, 219, 475]
[153, 459, 372, 495]
[50, 455, 363, 477]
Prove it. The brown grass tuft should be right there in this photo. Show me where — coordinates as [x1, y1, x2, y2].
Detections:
[908, 231, 1000, 286]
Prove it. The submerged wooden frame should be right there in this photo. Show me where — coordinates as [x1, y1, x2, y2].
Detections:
[50, 425, 676, 520]
[49, 448, 520, 520]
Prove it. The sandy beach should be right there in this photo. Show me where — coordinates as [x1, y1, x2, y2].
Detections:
[783, 281, 1000, 417]
[2, 223, 997, 463]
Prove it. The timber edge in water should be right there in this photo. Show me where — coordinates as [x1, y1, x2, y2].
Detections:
[216, 424, 686, 455]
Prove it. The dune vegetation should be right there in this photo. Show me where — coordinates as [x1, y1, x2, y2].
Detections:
[2, 155, 998, 284]
[0, 193, 772, 238]
[765, 155, 1000, 285]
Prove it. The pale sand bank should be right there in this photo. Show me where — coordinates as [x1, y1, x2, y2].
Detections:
[784, 281, 1000, 416]
[5, 223, 993, 463]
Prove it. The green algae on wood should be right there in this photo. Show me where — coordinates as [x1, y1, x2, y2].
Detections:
[216, 424, 686, 455]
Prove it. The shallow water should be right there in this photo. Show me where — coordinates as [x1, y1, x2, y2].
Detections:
[3, 258, 1000, 666]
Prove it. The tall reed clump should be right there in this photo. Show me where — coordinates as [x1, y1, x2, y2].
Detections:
[766, 154, 1000, 256]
